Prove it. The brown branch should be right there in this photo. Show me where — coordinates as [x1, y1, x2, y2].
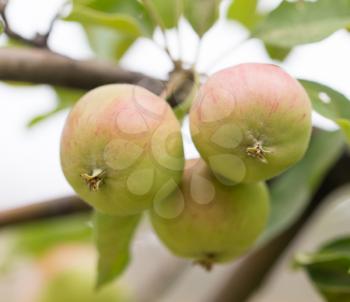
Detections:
[0, 1, 183, 97]
[0, 48, 164, 94]
[0, 196, 89, 227]
[39, 3, 65, 47]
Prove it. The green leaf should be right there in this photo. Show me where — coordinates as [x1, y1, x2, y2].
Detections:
[84, 26, 135, 61]
[227, 0, 260, 29]
[28, 87, 85, 127]
[264, 43, 291, 61]
[0, 214, 92, 274]
[226, 0, 291, 61]
[254, 0, 350, 48]
[183, 0, 221, 37]
[337, 119, 350, 143]
[72, 0, 154, 36]
[142, 0, 182, 29]
[66, 3, 142, 37]
[295, 237, 350, 302]
[94, 212, 141, 288]
[12, 214, 92, 257]
[69, 0, 154, 60]
[300, 80, 350, 145]
[260, 130, 344, 244]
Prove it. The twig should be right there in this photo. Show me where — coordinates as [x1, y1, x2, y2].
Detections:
[0, 0, 62, 48]
[37, 1, 68, 47]
[0, 0, 43, 47]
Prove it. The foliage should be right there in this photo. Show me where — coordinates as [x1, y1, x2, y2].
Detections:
[2, 0, 350, 295]
[94, 212, 141, 288]
[66, 3, 143, 37]
[142, 0, 182, 29]
[227, 0, 260, 29]
[228, 0, 350, 61]
[253, 0, 350, 48]
[84, 26, 135, 61]
[295, 237, 350, 302]
[301, 80, 350, 145]
[260, 130, 344, 244]
[263, 44, 291, 62]
[0, 214, 92, 273]
[71, 0, 154, 35]
[11, 214, 92, 257]
[28, 87, 85, 127]
[227, 0, 291, 61]
[67, 0, 153, 61]
[183, 0, 221, 37]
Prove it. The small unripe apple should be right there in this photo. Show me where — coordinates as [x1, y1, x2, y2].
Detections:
[190, 63, 312, 183]
[60, 84, 184, 216]
[150, 159, 270, 269]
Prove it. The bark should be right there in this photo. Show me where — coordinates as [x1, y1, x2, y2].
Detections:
[0, 48, 164, 94]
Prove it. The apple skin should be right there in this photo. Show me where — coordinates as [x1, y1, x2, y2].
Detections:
[60, 84, 184, 216]
[150, 159, 270, 268]
[190, 63, 312, 184]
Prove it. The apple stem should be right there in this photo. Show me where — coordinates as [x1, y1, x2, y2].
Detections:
[194, 253, 216, 271]
[80, 168, 105, 192]
[246, 141, 271, 163]
[196, 259, 213, 271]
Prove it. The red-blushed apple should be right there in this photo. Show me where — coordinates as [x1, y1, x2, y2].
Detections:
[190, 63, 312, 183]
[60, 84, 184, 216]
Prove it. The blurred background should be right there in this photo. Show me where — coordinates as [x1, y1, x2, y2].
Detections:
[0, 0, 350, 301]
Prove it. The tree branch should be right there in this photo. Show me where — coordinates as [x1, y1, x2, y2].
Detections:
[0, 196, 89, 227]
[0, 48, 164, 94]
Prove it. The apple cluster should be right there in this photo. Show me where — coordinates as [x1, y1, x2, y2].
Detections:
[60, 63, 312, 268]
